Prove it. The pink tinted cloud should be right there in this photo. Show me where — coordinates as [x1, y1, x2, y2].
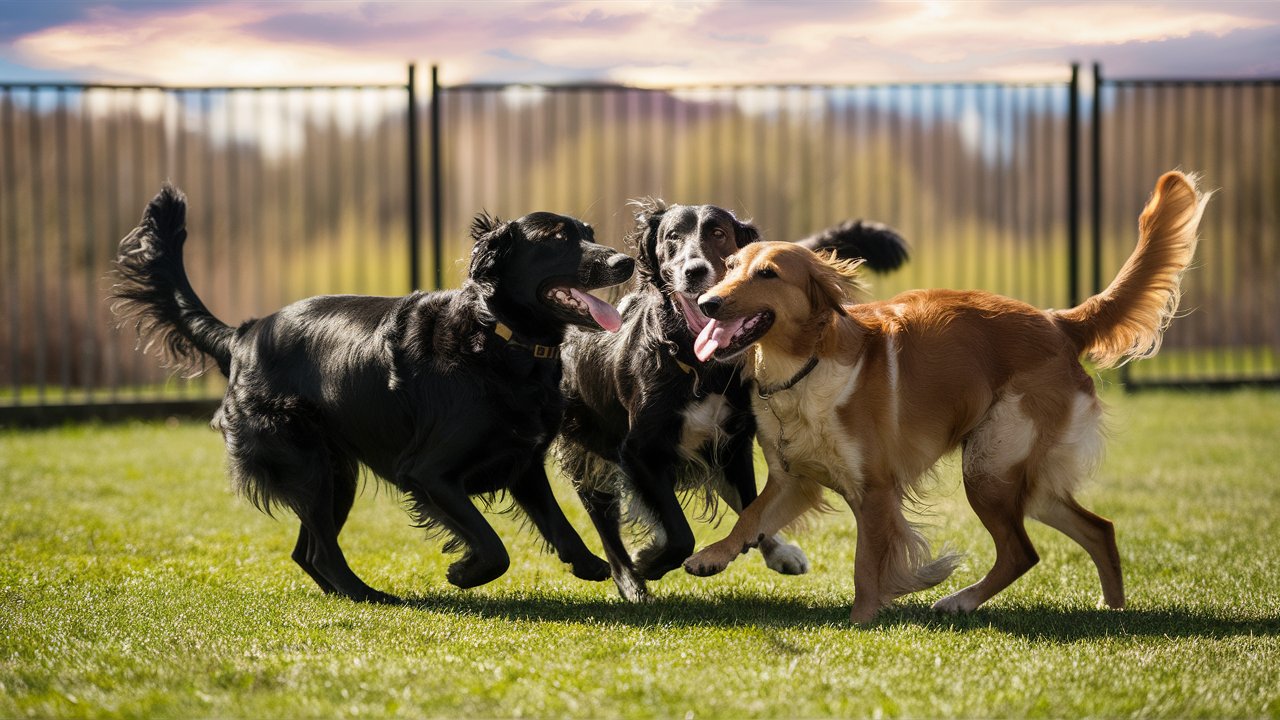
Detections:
[5, 1, 1279, 86]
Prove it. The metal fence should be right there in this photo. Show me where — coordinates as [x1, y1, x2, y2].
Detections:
[1, 63, 1276, 424]
[1093, 70, 1280, 387]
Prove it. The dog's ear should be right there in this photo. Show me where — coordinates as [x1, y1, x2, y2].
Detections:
[626, 197, 667, 287]
[807, 252, 865, 317]
[469, 211, 515, 282]
[732, 216, 760, 248]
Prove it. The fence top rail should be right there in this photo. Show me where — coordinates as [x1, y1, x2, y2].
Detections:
[443, 79, 1071, 93]
[1102, 77, 1280, 87]
[0, 81, 409, 92]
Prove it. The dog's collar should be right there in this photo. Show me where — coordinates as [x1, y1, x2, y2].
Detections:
[491, 322, 560, 360]
[757, 355, 819, 398]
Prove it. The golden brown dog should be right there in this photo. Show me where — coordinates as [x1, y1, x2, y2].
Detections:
[683, 171, 1208, 623]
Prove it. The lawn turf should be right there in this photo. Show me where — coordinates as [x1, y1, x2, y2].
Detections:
[2, 389, 1278, 718]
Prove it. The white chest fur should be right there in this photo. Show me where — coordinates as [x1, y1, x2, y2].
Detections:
[678, 392, 733, 459]
[753, 358, 866, 496]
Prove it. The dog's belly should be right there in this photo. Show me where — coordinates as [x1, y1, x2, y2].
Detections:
[678, 393, 733, 460]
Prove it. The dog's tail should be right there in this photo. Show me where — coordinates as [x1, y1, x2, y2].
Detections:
[794, 220, 909, 274]
[1054, 171, 1209, 369]
[111, 184, 234, 377]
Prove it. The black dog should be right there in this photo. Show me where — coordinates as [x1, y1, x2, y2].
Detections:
[557, 201, 908, 601]
[112, 184, 634, 603]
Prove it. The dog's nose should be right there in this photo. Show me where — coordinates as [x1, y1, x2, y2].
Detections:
[683, 263, 710, 284]
[607, 253, 635, 279]
[699, 296, 723, 319]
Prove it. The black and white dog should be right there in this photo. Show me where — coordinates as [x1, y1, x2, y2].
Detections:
[112, 184, 634, 603]
[557, 201, 908, 600]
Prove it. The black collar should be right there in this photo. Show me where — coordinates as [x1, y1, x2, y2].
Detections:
[757, 355, 819, 398]
[489, 322, 560, 360]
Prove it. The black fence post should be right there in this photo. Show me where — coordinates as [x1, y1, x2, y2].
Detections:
[407, 63, 421, 292]
[1067, 62, 1081, 308]
[1091, 62, 1103, 297]
[430, 64, 443, 290]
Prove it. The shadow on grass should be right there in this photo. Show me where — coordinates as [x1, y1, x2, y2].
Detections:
[398, 590, 1280, 640]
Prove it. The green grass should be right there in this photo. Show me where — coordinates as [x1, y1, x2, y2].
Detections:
[2, 390, 1279, 718]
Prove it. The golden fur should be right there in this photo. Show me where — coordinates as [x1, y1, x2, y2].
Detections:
[683, 171, 1209, 623]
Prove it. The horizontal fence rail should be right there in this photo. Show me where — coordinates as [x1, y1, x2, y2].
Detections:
[1, 63, 1277, 424]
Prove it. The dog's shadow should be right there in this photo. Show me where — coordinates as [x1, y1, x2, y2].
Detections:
[398, 591, 1279, 642]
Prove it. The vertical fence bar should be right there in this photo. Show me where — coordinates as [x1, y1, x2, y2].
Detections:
[28, 88, 47, 404]
[428, 64, 441, 290]
[2, 88, 17, 404]
[1067, 63, 1081, 307]
[1091, 63, 1103, 297]
[406, 63, 422, 291]
[56, 87, 72, 402]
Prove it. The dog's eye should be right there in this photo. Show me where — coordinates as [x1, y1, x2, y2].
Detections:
[711, 228, 726, 239]
[755, 267, 777, 279]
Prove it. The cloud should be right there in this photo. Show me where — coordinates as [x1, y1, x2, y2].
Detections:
[3, 0, 1278, 87]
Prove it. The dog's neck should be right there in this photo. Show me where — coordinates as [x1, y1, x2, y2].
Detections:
[749, 308, 865, 387]
[480, 290, 564, 346]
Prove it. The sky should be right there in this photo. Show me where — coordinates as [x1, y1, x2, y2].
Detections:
[1, 1, 1278, 87]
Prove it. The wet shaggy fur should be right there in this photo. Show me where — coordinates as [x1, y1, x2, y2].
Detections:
[684, 171, 1208, 623]
[556, 200, 909, 601]
[112, 184, 635, 603]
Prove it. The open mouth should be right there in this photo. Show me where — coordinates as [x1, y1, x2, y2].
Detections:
[693, 311, 773, 362]
[673, 292, 710, 334]
[544, 284, 624, 332]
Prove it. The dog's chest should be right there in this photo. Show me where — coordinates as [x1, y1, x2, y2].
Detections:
[678, 393, 733, 458]
[753, 361, 865, 491]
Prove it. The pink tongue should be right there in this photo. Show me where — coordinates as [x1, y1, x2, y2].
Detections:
[694, 316, 745, 362]
[571, 288, 623, 333]
[674, 293, 709, 334]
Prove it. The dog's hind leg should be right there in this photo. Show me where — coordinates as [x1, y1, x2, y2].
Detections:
[510, 463, 610, 583]
[1032, 493, 1124, 609]
[291, 461, 360, 596]
[577, 486, 649, 602]
[932, 466, 1039, 615]
[294, 490, 400, 604]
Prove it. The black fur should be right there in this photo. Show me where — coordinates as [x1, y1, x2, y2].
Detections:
[557, 202, 909, 600]
[112, 184, 635, 603]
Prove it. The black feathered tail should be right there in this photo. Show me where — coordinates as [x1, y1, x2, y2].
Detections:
[794, 219, 909, 274]
[111, 184, 234, 377]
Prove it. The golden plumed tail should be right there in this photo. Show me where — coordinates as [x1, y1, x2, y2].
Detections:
[1054, 171, 1210, 368]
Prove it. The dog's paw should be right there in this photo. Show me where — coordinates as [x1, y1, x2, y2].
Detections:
[635, 545, 685, 581]
[761, 540, 810, 575]
[571, 554, 611, 582]
[683, 549, 731, 577]
[614, 572, 651, 603]
[446, 555, 509, 589]
[849, 600, 882, 625]
[931, 590, 980, 615]
[358, 589, 404, 606]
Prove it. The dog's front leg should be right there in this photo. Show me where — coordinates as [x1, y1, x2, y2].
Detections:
[510, 462, 610, 582]
[620, 438, 695, 581]
[685, 472, 820, 577]
[407, 474, 512, 589]
[719, 437, 810, 576]
[577, 486, 650, 602]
